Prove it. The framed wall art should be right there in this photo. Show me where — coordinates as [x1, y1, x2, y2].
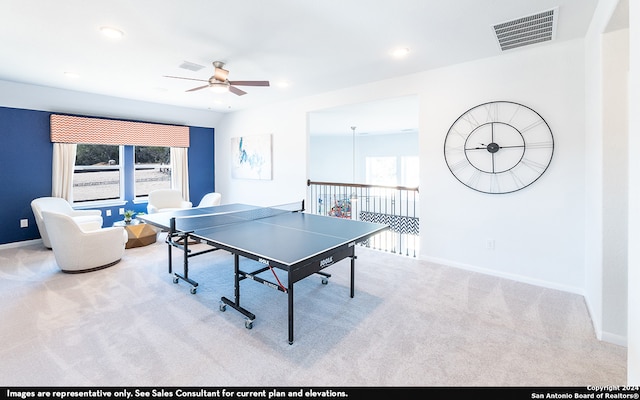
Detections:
[230, 134, 272, 180]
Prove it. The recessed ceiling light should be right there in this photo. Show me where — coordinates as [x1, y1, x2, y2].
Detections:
[391, 47, 411, 58]
[64, 71, 80, 79]
[277, 80, 291, 88]
[99, 26, 125, 39]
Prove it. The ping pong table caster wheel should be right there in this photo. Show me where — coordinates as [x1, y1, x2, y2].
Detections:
[245, 319, 253, 329]
[173, 276, 179, 284]
[219, 302, 226, 312]
[321, 278, 328, 285]
[190, 287, 197, 294]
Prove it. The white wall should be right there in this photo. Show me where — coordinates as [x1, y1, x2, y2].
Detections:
[216, 40, 587, 292]
[584, 0, 609, 347]
[0, 80, 222, 128]
[602, 28, 629, 345]
[420, 41, 586, 294]
[626, 0, 640, 385]
[214, 101, 311, 207]
[584, 0, 630, 348]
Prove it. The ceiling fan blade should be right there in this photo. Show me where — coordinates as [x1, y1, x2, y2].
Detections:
[229, 86, 247, 96]
[228, 80, 270, 87]
[186, 85, 211, 92]
[163, 75, 209, 83]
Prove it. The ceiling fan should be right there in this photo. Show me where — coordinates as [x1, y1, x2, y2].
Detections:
[164, 61, 269, 96]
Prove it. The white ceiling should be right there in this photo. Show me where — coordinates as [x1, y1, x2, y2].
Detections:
[0, 0, 601, 118]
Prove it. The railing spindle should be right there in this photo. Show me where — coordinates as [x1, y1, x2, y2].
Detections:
[307, 180, 419, 257]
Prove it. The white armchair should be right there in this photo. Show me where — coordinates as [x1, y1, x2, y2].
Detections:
[197, 192, 222, 207]
[31, 197, 103, 248]
[147, 189, 192, 214]
[41, 211, 127, 273]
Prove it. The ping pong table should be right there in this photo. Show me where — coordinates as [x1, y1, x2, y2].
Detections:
[138, 201, 388, 344]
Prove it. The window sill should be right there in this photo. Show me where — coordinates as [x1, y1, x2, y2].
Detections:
[73, 199, 127, 209]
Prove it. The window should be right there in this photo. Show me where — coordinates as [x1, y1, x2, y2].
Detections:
[365, 156, 419, 187]
[73, 144, 122, 202]
[400, 156, 419, 187]
[135, 146, 171, 197]
[366, 156, 397, 186]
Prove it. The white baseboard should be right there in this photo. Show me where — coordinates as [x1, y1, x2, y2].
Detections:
[600, 331, 628, 347]
[0, 238, 43, 250]
[419, 254, 584, 295]
[419, 254, 629, 347]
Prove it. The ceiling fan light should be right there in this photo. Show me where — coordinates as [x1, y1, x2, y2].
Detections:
[210, 82, 229, 93]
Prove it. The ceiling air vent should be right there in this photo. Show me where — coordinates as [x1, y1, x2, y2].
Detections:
[493, 7, 558, 51]
[179, 61, 205, 72]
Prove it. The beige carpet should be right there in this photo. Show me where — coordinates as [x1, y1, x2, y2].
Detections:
[0, 236, 627, 386]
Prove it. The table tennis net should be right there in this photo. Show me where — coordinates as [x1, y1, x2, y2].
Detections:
[170, 201, 304, 232]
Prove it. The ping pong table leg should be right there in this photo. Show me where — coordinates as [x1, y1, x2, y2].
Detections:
[220, 254, 256, 328]
[233, 254, 241, 305]
[167, 236, 172, 274]
[182, 235, 189, 280]
[350, 252, 357, 298]
[288, 279, 294, 345]
[169, 233, 199, 294]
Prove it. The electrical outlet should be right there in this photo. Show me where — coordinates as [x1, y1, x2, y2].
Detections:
[20, 219, 28, 228]
[119, 208, 125, 215]
[486, 239, 495, 250]
[106, 209, 112, 217]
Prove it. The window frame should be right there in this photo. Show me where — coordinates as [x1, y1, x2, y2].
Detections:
[133, 145, 172, 199]
[365, 155, 419, 188]
[72, 145, 126, 207]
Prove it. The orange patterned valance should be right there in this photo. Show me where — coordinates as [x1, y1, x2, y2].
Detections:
[50, 114, 189, 147]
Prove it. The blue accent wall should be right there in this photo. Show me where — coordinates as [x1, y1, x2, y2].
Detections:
[0, 106, 215, 245]
[189, 126, 215, 207]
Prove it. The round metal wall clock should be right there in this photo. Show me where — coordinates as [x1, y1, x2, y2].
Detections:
[443, 101, 554, 194]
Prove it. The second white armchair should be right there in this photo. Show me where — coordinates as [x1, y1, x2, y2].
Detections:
[197, 192, 222, 207]
[147, 189, 192, 214]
